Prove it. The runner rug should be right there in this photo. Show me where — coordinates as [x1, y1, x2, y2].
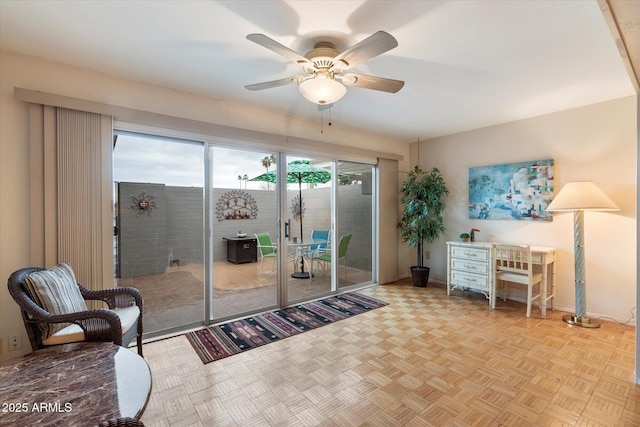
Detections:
[186, 292, 388, 364]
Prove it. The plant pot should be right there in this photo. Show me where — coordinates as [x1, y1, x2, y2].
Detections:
[410, 266, 430, 288]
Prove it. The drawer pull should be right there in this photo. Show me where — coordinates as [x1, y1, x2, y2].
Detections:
[464, 276, 477, 282]
[463, 264, 477, 269]
[464, 252, 477, 257]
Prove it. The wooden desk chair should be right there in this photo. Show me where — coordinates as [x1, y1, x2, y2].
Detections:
[494, 244, 543, 318]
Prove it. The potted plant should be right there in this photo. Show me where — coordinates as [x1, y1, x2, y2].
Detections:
[460, 233, 470, 242]
[398, 166, 449, 287]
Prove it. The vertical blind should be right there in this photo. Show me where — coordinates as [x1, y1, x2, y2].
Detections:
[29, 106, 113, 290]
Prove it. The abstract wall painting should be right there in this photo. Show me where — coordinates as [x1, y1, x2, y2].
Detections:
[469, 159, 554, 221]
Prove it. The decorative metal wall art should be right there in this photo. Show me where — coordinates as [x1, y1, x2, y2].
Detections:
[290, 194, 305, 222]
[216, 190, 258, 221]
[469, 159, 554, 221]
[129, 192, 159, 216]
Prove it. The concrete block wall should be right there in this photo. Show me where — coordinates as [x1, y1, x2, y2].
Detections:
[117, 183, 168, 278]
[338, 184, 373, 271]
[291, 184, 372, 271]
[117, 183, 371, 277]
[166, 186, 204, 266]
[212, 189, 277, 262]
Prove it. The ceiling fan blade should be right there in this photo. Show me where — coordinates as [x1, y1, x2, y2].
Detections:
[244, 76, 301, 91]
[340, 73, 405, 93]
[247, 33, 313, 66]
[331, 31, 398, 70]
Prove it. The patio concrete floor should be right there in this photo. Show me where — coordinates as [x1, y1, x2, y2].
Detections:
[116, 259, 372, 334]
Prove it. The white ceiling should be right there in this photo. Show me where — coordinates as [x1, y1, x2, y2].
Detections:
[0, 0, 636, 142]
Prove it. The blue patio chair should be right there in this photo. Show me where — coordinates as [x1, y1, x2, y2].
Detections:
[307, 230, 330, 255]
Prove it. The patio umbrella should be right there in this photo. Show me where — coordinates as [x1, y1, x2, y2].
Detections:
[250, 160, 343, 277]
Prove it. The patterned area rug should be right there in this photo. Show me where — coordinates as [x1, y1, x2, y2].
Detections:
[186, 292, 388, 363]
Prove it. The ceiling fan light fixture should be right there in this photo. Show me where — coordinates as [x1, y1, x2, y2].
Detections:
[246, 31, 403, 104]
[298, 71, 346, 105]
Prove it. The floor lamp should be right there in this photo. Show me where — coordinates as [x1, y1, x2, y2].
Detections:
[546, 181, 619, 328]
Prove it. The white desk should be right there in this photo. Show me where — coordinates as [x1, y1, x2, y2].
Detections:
[446, 241, 556, 317]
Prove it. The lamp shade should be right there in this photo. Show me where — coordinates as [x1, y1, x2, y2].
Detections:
[546, 181, 619, 212]
[298, 72, 346, 105]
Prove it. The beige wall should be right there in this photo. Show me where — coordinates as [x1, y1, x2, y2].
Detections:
[636, 94, 639, 385]
[0, 50, 409, 361]
[405, 96, 637, 324]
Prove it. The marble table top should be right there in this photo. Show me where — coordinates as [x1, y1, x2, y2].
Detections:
[0, 342, 151, 426]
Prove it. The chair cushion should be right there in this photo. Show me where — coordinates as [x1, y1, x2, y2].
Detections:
[114, 305, 141, 333]
[23, 263, 88, 339]
[42, 305, 140, 346]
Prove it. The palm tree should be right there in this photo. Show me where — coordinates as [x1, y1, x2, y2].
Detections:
[260, 156, 270, 172]
[260, 155, 277, 190]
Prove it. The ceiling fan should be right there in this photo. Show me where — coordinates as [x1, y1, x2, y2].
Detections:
[245, 31, 404, 107]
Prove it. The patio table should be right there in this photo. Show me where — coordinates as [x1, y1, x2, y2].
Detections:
[288, 238, 326, 279]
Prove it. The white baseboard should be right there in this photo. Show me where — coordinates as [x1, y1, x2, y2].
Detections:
[442, 287, 636, 326]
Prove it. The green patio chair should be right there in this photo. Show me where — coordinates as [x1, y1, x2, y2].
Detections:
[255, 232, 278, 274]
[316, 234, 352, 276]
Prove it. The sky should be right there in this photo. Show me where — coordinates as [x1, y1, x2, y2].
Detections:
[113, 133, 309, 190]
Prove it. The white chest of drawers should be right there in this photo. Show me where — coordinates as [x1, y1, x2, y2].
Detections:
[446, 241, 496, 308]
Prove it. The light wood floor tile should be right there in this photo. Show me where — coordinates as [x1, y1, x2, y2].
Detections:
[139, 280, 639, 426]
[294, 406, 332, 426]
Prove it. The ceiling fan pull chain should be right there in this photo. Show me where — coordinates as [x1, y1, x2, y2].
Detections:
[320, 110, 324, 133]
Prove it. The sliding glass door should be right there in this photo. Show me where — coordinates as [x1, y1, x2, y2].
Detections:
[113, 133, 205, 335]
[337, 162, 375, 288]
[209, 146, 279, 321]
[114, 130, 377, 336]
[285, 155, 333, 303]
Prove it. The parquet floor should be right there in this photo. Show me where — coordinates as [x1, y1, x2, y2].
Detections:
[138, 280, 639, 426]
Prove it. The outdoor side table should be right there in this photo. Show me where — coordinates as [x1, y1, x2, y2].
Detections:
[223, 236, 257, 264]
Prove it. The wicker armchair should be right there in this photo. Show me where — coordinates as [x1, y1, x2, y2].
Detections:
[8, 266, 144, 356]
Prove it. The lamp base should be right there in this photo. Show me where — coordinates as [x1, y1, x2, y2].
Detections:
[562, 314, 601, 328]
